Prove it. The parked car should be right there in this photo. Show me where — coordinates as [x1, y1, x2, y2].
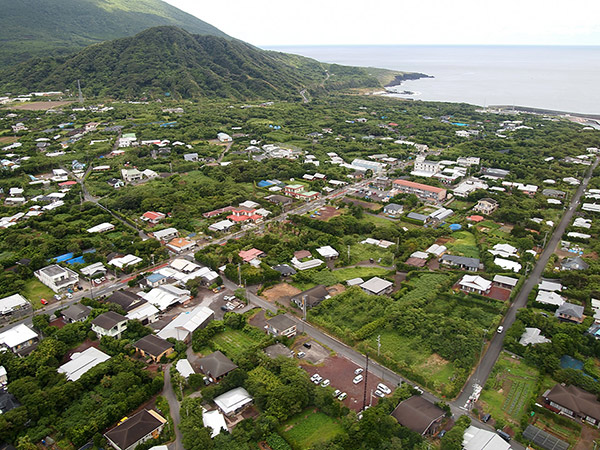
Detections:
[303, 342, 312, 349]
[377, 383, 391, 395]
[220, 306, 229, 311]
[354, 368, 363, 375]
[353, 374, 364, 384]
[40, 298, 48, 305]
[497, 326, 504, 333]
[338, 392, 347, 401]
[496, 430, 511, 442]
[374, 390, 384, 398]
[482, 413, 491, 423]
[65, 293, 73, 299]
[297, 351, 306, 358]
[54, 294, 61, 300]
[333, 389, 341, 397]
[413, 386, 424, 394]
[321, 379, 330, 387]
[438, 430, 446, 438]
[311, 374, 322, 384]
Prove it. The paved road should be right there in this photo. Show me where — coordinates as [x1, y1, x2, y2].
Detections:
[163, 365, 183, 450]
[454, 156, 599, 410]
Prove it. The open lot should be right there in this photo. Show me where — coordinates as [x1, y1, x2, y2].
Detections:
[23, 279, 56, 309]
[279, 408, 344, 450]
[294, 338, 330, 364]
[310, 205, 342, 221]
[301, 355, 392, 412]
[7, 101, 73, 110]
[261, 282, 301, 304]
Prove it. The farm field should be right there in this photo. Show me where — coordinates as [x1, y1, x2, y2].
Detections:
[291, 266, 392, 291]
[348, 243, 394, 266]
[279, 409, 344, 450]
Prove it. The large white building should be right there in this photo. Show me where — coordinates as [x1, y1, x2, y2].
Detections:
[34, 264, 79, 293]
[0, 323, 38, 354]
[58, 347, 111, 381]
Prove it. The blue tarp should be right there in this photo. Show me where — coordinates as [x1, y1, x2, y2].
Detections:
[258, 180, 274, 187]
[449, 224, 462, 231]
[52, 252, 74, 263]
[560, 355, 583, 371]
[66, 256, 86, 265]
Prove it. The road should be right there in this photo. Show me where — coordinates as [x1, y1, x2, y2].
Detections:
[454, 156, 599, 410]
[163, 365, 183, 450]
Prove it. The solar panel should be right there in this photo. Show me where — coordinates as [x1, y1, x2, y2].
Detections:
[523, 425, 569, 450]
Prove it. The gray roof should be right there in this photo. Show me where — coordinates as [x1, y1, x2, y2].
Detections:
[104, 409, 164, 450]
[561, 256, 589, 271]
[391, 396, 445, 435]
[545, 384, 600, 422]
[522, 425, 568, 450]
[384, 203, 403, 212]
[39, 264, 67, 277]
[134, 334, 173, 357]
[441, 254, 480, 269]
[555, 302, 584, 319]
[105, 290, 144, 312]
[273, 264, 297, 276]
[198, 351, 237, 379]
[360, 277, 393, 295]
[62, 303, 91, 321]
[267, 314, 296, 331]
[91, 311, 127, 330]
[291, 285, 329, 308]
[406, 212, 428, 222]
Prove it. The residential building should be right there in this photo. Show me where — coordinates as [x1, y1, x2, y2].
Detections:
[175, 359, 195, 379]
[203, 409, 228, 438]
[140, 285, 191, 311]
[494, 258, 521, 273]
[157, 305, 214, 341]
[493, 275, 519, 290]
[351, 158, 385, 173]
[166, 237, 196, 253]
[536, 290, 565, 306]
[0, 391, 21, 414]
[390, 396, 445, 435]
[360, 277, 394, 296]
[152, 227, 178, 243]
[544, 384, 600, 427]
[392, 179, 447, 202]
[291, 285, 330, 309]
[87, 222, 115, 233]
[134, 335, 174, 362]
[0, 293, 31, 317]
[58, 347, 110, 381]
[91, 311, 127, 339]
[198, 351, 238, 381]
[264, 194, 293, 206]
[141, 211, 166, 224]
[35, 264, 79, 293]
[440, 255, 480, 272]
[561, 256, 589, 271]
[208, 219, 235, 232]
[412, 155, 441, 177]
[459, 275, 492, 295]
[214, 387, 253, 416]
[519, 328, 551, 346]
[383, 203, 404, 217]
[217, 132, 232, 143]
[316, 246, 339, 260]
[239, 248, 265, 265]
[105, 290, 146, 312]
[555, 302, 585, 324]
[463, 425, 511, 450]
[266, 315, 297, 338]
[121, 168, 144, 183]
[0, 324, 38, 355]
[473, 198, 498, 215]
[542, 188, 566, 199]
[61, 303, 91, 323]
[272, 264, 296, 277]
[104, 409, 167, 450]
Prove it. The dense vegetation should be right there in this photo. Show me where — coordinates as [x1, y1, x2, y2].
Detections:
[0, 0, 229, 64]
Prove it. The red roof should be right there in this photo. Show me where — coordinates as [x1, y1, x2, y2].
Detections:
[393, 179, 446, 194]
[143, 211, 166, 221]
[239, 248, 264, 262]
[227, 214, 251, 222]
[467, 215, 484, 222]
[58, 181, 77, 186]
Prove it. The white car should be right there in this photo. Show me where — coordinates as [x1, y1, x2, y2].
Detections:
[354, 368, 364, 375]
[497, 326, 504, 333]
[413, 386, 424, 394]
[297, 351, 306, 358]
[321, 379, 330, 387]
[311, 374, 323, 384]
[338, 392, 347, 401]
[353, 374, 364, 384]
[374, 390, 384, 398]
[377, 383, 391, 395]
[333, 389, 341, 397]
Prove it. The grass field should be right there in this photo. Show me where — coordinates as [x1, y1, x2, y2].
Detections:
[279, 409, 344, 450]
[349, 243, 394, 266]
[398, 273, 453, 304]
[210, 328, 263, 360]
[479, 353, 538, 424]
[23, 279, 55, 309]
[446, 230, 480, 258]
[361, 214, 395, 227]
[291, 266, 392, 290]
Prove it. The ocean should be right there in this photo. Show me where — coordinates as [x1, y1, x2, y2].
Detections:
[264, 45, 600, 115]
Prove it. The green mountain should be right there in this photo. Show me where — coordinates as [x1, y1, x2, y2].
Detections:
[0, 0, 229, 64]
[0, 27, 386, 100]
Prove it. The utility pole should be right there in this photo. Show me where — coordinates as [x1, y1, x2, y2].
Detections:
[362, 353, 369, 411]
[377, 334, 381, 357]
[238, 263, 241, 286]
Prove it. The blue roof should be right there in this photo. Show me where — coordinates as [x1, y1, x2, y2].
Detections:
[147, 273, 166, 283]
[258, 180, 274, 187]
[66, 256, 86, 265]
[449, 224, 462, 231]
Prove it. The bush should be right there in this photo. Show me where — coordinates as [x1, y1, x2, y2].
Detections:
[266, 433, 292, 450]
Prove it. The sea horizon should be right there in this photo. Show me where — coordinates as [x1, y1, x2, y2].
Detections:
[264, 45, 600, 116]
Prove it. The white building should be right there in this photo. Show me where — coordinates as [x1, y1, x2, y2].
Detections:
[58, 347, 111, 381]
[152, 227, 178, 242]
[140, 285, 191, 311]
[214, 387, 253, 416]
[0, 293, 30, 316]
[208, 219, 235, 232]
[202, 409, 228, 438]
[91, 311, 128, 338]
[463, 425, 511, 450]
[316, 246, 339, 259]
[459, 275, 492, 295]
[0, 323, 38, 354]
[87, 222, 115, 233]
[494, 258, 521, 273]
[217, 132, 232, 143]
[158, 305, 214, 341]
[176, 359, 196, 379]
[109, 254, 143, 269]
[34, 264, 79, 293]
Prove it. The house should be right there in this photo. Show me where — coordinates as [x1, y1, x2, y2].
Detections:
[371, 176, 391, 189]
[141, 211, 166, 224]
[35, 264, 79, 293]
[87, 222, 115, 233]
[157, 305, 214, 341]
[291, 257, 324, 271]
[538, 280, 562, 292]
[61, 303, 92, 323]
[91, 311, 128, 338]
[166, 237, 196, 253]
[291, 285, 330, 309]
[217, 132, 232, 143]
[0, 293, 31, 317]
[214, 387, 253, 416]
[104, 409, 167, 450]
[488, 243, 518, 259]
[264, 194, 293, 206]
[105, 290, 146, 312]
[0, 391, 21, 414]
[0, 365, 6, 386]
[140, 285, 191, 311]
[519, 327, 551, 346]
[536, 290, 565, 306]
[266, 315, 297, 338]
[145, 273, 167, 288]
[316, 246, 339, 260]
[494, 258, 521, 273]
[459, 275, 492, 295]
[0, 324, 38, 355]
[440, 255, 480, 272]
[284, 184, 305, 197]
[463, 425, 511, 450]
[412, 155, 441, 177]
[544, 384, 600, 427]
[390, 396, 445, 435]
[58, 347, 110, 381]
[493, 275, 519, 290]
[134, 335, 174, 362]
[208, 219, 235, 232]
[198, 351, 238, 381]
[473, 198, 498, 215]
[239, 248, 265, 265]
[126, 301, 160, 325]
[272, 264, 296, 277]
[183, 153, 198, 162]
[384, 203, 404, 217]
[121, 168, 144, 183]
[543, 188, 566, 199]
[360, 277, 394, 296]
[555, 302, 585, 324]
[152, 227, 178, 243]
[392, 179, 447, 202]
[202, 409, 228, 438]
[561, 256, 589, 271]
[176, 359, 195, 379]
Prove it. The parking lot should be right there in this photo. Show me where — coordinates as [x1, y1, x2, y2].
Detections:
[301, 354, 396, 412]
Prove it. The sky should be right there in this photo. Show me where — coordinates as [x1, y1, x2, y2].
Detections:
[164, 0, 600, 47]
